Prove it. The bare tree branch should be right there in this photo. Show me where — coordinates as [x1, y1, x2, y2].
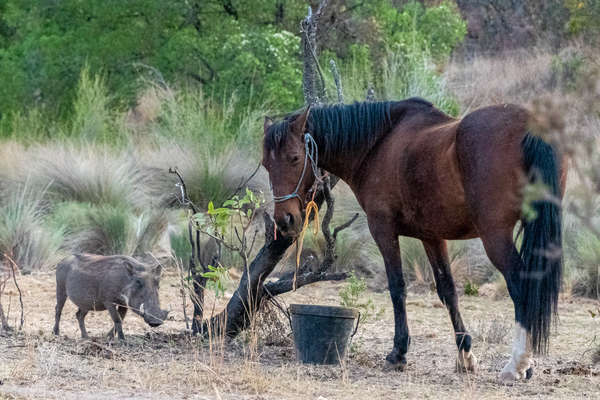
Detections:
[4, 255, 24, 331]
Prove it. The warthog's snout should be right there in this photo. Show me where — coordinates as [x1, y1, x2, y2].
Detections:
[144, 309, 168, 327]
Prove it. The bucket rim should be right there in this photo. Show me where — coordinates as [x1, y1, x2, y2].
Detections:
[289, 303, 358, 319]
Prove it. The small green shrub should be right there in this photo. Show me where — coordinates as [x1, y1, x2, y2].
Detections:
[339, 272, 384, 323]
[464, 280, 479, 296]
[199, 264, 229, 299]
[375, 1, 467, 61]
[565, 0, 600, 41]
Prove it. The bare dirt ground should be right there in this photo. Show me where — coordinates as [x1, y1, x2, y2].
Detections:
[1, 270, 599, 400]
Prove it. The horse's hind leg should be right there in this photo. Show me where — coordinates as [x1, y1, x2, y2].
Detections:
[368, 219, 410, 371]
[422, 239, 477, 373]
[479, 230, 533, 381]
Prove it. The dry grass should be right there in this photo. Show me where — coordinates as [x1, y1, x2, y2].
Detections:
[0, 272, 598, 399]
[446, 46, 558, 110]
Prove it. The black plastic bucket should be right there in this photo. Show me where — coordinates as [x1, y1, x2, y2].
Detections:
[289, 304, 359, 364]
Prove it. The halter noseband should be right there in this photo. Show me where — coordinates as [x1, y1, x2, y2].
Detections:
[272, 133, 322, 204]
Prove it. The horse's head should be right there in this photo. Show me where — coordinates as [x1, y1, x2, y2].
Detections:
[262, 106, 315, 238]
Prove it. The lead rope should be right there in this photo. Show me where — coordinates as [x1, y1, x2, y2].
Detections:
[269, 133, 324, 290]
[292, 134, 323, 290]
[293, 189, 320, 290]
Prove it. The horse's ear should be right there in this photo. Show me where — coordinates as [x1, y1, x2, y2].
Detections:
[263, 116, 273, 134]
[292, 105, 311, 136]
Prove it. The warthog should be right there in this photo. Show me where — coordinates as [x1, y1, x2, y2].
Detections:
[53, 254, 168, 340]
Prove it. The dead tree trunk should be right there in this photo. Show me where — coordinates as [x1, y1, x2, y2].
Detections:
[301, 1, 328, 105]
[189, 224, 208, 334]
[204, 185, 351, 337]
[206, 213, 294, 335]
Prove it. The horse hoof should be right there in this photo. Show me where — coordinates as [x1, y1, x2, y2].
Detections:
[456, 351, 478, 373]
[525, 367, 533, 380]
[499, 370, 518, 382]
[383, 360, 406, 372]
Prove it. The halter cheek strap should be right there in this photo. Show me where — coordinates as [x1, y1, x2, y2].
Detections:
[272, 133, 322, 204]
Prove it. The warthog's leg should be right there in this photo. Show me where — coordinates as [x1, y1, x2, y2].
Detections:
[76, 309, 89, 339]
[106, 306, 128, 339]
[106, 303, 125, 341]
[53, 288, 68, 336]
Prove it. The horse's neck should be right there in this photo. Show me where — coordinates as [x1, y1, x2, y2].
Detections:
[315, 100, 455, 184]
[316, 140, 372, 186]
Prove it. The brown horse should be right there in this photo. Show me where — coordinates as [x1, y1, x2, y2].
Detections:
[262, 98, 565, 380]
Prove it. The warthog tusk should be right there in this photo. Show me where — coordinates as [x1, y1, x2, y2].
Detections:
[140, 303, 145, 314]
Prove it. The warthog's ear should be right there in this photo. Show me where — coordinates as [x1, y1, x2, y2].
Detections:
[125, 261, 142, 277]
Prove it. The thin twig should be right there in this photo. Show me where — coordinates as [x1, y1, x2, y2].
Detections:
[333, 213, 360, 240]
[248, 229, 259, 256]
[169, 167, 199, 214]
[329, 59, 344, 103]
[229, 162, 261, 199]
[4, 254, 24, 331]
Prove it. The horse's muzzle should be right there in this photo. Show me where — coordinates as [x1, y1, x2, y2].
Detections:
[276, 213, 301, 238]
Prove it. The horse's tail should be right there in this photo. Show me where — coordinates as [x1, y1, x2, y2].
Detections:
[519, 133, 562, 354]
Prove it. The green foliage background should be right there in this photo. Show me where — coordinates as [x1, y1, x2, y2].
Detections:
[0, 0, 467, 132]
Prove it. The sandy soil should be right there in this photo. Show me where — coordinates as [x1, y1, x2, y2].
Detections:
[1, 270, 599, 400]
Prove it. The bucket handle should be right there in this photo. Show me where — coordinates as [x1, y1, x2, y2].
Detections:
[350, 312, 360, 339]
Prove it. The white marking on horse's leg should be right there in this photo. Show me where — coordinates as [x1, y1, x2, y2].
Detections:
[500, 323, 532, 381]
[457, 349, 478, 372]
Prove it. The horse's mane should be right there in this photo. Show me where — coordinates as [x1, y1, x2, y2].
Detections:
[265, 100, 405, 160]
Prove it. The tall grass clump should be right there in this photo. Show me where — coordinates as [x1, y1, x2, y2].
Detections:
[0, 108, 59, 143]
[323, 43, 460, 114]
[25, 144, 165, 209]
[136, 85, 269, 208]
[150, 86, 261, 155]
[0, 184, 64, 272]
[50, 202, 168, 257]
[566, 229, 600, 299]
[70, 67, 123, 144]
[383, 45, 460, 116]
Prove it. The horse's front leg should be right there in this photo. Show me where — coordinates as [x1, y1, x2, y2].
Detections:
[368, 219, 409, 371]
